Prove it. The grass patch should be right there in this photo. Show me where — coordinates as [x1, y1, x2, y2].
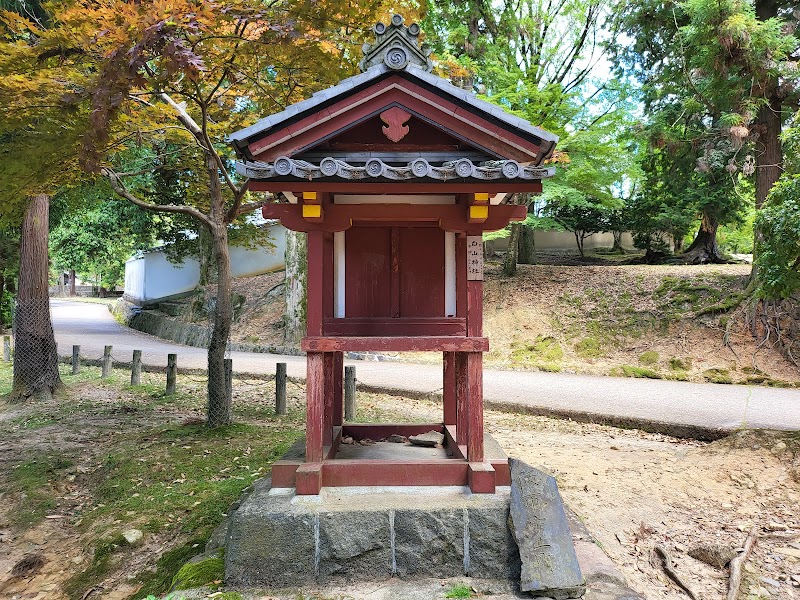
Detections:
[511, 335, 564, 367]
[575, 336, 604, 358]
[8, 453, 74, 528]
[445, 583, 474, 599]
[638, 351, 659, 365]
[619, 365, 662, 379]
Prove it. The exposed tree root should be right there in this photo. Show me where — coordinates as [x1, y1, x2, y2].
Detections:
[655, 544, 700, 600]
[727, 527, 758, 600]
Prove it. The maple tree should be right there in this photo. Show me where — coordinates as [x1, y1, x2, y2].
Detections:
[0, 0, 392, 423]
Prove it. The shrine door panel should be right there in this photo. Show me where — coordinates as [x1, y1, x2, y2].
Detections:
[344, 227, 392, 317]
[399, 227, 444, 317]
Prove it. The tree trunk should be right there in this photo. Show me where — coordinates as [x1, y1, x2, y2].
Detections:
[205, 152, 233, 428]
[750, 0, 783, 283]
[198, 226, 215, 285]
[681, 210, 726, 264]
[284, 229, 307, 344]
[68, 269, 76, 296]
[673, 234, 684, 254]
[612, 231, 623, 253]
[575, 230, 585, 257]
[206, 222, 233, 428]
[519, 225, 536, 264]
[11, 194, 62, 402]
[502, 222, 521, 276]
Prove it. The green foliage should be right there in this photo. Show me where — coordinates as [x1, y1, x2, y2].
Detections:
[756, 113, 800, 299]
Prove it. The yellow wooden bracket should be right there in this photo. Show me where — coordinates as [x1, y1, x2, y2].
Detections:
[302, 204, 323, 219]
[468, 205, 488, 222]
[302, 191, 319, 203]
[473, 192, 490, 204]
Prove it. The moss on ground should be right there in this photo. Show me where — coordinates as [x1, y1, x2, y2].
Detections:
[669, 357, 692, 371]
[639, 351, 659, 365]
[619, 365, 662, 379]
[703, 368, 733, 384]
[170, 552, 225, 591]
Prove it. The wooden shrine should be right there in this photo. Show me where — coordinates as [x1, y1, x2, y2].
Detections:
[229, 16, 558, 495]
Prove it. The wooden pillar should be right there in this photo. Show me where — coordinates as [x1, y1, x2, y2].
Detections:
[466, 351, 484, 463]
[306, 231, 324, 336]
[443, 351, 457, 426]
[323, 352, 334, 445]
[332, 352, 344, 426]
[305, 351, 325, 463]
[455, 352, 468, 445]
[466, 280, 482, 336]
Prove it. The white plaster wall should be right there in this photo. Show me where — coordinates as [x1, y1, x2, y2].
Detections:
[487, 230, 636, 253]
[229, 224, 286, 278]
[142, 252, 201, 302]
[124, 224, 288, 304]
[124, 257, 146, 300]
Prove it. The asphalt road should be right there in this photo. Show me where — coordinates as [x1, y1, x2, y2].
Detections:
[51, 299, 800, 436]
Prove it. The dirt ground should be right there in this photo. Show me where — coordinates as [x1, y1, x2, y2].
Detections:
[1, 366, 799, 600]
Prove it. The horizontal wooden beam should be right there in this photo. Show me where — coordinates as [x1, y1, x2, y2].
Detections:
[261, 202, 527, 234]
[324, 317, 466, 337]
[321, 459, 470, 488]
[301, 336, 489, 352]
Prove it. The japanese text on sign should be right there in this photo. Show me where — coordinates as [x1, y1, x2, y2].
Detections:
[467, 236, 483, 280]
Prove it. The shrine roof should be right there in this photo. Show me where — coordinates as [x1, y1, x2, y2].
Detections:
[229, 62, 558, 158]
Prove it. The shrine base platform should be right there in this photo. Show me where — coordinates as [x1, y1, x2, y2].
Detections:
[224, 460, 586, 598]
[225, 481, 519, 588]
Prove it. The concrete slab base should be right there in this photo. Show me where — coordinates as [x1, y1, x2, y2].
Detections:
[225, 481, 521, 588]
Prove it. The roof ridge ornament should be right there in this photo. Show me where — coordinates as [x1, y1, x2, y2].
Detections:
[359, 14, 433, 73]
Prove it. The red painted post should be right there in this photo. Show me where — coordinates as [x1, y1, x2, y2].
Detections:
[443, 351, 456, 426]
[466, 351, 484, 463]
[466, 279, 482, 337]
[333, 352, 344, 426]
[455, 352, 468, 445]
[307, 230, 324, 336]
[306, 351, 325, 463]
[323, 352, 334, 445]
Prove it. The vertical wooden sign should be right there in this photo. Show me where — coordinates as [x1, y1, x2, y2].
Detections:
[467, 236, 483, 280]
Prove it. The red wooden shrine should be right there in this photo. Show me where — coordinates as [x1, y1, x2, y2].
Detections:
[230, 16, 558, 495]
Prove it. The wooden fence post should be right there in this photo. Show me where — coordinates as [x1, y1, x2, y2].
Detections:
[3, 336, 12, 362]
[166, 353, 177, 395]
[101, 345, 112, 378]
[131, 350, 142, 385]
[275, 362, 287, 415]
[344, 365, 356, 421]
[72, 345, 81, 375]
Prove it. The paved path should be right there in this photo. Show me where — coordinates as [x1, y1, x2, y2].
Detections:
[51, 299, 800, 436]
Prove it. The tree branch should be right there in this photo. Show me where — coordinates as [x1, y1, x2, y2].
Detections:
[101, 168, 214, 229]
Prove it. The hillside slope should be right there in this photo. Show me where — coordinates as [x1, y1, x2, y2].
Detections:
[201, 261, 799, 386]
